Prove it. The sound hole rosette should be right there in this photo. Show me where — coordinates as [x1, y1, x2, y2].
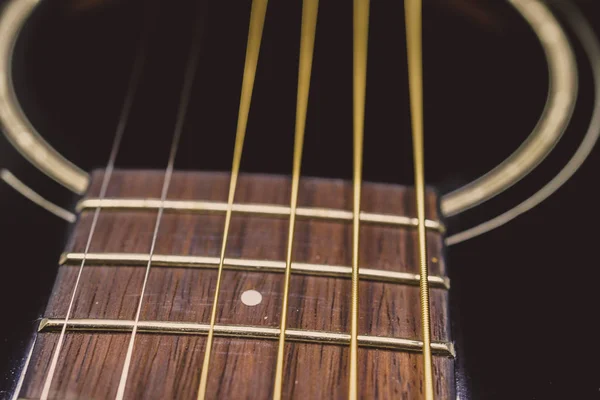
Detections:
[446, 1, 600, 245]
[0, 0, 88, 194]
[0, 0, 579, 227]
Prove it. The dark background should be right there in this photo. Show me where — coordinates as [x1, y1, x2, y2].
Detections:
[1, 0, 599, 398]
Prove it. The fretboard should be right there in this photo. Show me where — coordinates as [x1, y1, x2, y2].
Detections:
[17, 170, 454, 399]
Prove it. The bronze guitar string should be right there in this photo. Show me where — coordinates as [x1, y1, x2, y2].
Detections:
[196, 1, 269, 398]
[272, 0, 319, 399]
[404, 0, 434, 397]
[350, 0, 369, 398]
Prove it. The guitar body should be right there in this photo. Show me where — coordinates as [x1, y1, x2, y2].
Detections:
[1, 0, 599, 398]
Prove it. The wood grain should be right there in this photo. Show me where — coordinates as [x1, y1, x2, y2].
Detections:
[18, 170, 454, 399]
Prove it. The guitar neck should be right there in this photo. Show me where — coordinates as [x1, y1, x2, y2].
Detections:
[18, 169, 454, 399]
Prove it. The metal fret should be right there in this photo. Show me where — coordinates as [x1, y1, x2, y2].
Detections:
[76, 198, 445, 232]
[60, 252, 450, 290]
[38, 318, 455, 358]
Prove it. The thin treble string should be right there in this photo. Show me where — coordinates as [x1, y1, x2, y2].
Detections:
[404, 0, 434, 398]
[272, 0, 319, 399]
[113, 4, 207, 399]
[350, 0, 369, 399]
[38, 1, 158, 398]
[196, 1, 268, 398]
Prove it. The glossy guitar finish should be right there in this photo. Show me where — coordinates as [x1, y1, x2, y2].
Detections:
[1, 0, 600, 398]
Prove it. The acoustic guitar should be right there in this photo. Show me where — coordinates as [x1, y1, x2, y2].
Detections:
[1, 0, 599, 398]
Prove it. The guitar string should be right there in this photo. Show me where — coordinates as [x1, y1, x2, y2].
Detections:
[113, 3, 208, 398]
[10, 336, 36, 400]
[37, 1, 158, 397]
[350, 0, 369, 398]
[404, 0, 434, 398]
[446, 1, 600, 246]
[271, 0, 319, 398]
[196, 0, 269, 398]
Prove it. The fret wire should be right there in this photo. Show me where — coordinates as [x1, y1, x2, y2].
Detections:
[351, 1, 369, 399]
[196, 1, 268, 398]
[272, 2, 318, 397]
[76, 198, 445, 231]
[405, 0, 435, 398]
[37, 2, 156, 398]
[113, 3, 206, 398]
[38, 319, 456, 358]
[60, 252, 451, 290]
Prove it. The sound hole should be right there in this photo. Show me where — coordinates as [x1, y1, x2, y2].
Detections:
[11, 0, 548, 189]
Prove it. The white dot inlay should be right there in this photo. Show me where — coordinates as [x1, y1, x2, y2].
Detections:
[241, 289, 262, 306]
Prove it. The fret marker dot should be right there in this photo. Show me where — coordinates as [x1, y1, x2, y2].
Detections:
[241, 290, 262, 306]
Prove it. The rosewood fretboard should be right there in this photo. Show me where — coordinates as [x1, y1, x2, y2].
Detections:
[17, 170, 455, 399]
